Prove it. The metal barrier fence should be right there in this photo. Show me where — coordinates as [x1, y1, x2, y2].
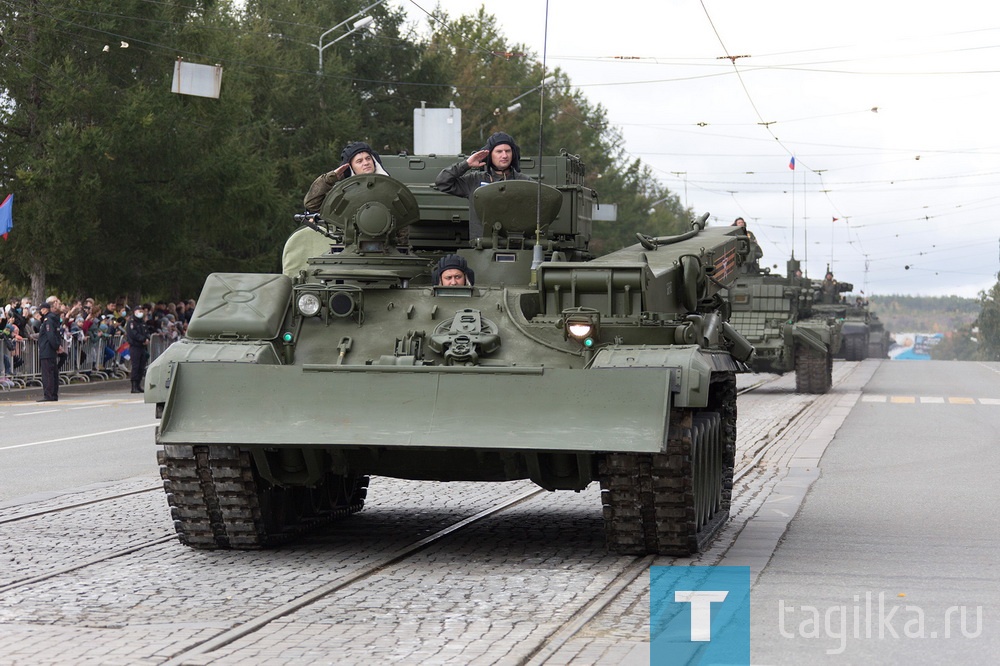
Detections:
[0, 332, 178, 391]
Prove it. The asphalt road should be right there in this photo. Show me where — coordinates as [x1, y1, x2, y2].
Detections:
[751, 360, 1000, 664]
[0, 384, 160, 505]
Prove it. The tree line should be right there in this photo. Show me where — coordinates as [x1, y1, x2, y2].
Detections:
[868, 292, 1000, 361]
[868, 294, 981, 334]
[0, 0, 689, 303]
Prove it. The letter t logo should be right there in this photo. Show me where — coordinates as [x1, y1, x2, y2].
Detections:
[675, 591, 729, 641]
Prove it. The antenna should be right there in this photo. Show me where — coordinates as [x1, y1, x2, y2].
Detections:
[530, 0, 552, 287]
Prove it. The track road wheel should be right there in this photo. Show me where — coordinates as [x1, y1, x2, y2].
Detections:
[844, 334, 868, 361]
[157, 444, 368, 549]
[794, 345, 831, 394]
[599, 408, 729, 556]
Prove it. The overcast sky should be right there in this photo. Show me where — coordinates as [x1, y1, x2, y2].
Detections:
[398, 1, 1000, 297]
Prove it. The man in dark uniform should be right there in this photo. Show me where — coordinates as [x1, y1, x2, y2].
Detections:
[36, 301, 62, 402]
[125, 305, 150, 393]
[820, 271, 840, 304]
[435, 131, 530, 241]
[303, 141, 388, 213]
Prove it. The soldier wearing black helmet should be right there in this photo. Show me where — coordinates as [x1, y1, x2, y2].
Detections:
[303, 141, 389, 213]
[432, 254, 475, 286]
[435, 131, 530, 241]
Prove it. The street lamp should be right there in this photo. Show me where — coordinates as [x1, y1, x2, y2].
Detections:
[314, 0, 385, 74]
[499, 76, 557, 114]
[647, 196, 672, 215]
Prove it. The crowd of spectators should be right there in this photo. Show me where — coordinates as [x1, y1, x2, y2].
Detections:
[1, 295, 197, 380]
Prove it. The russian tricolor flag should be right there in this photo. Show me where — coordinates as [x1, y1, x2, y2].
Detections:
[0, 194, 12, 240]
[788, 156, 796, 170]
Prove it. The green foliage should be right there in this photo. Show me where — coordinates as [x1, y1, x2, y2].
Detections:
[928, 326, 979, 361]
[863, 284, 1000, 361]
[867, 294, 980, 334]
[0, 0, 685, 300]
[974, 281, 1000, 361]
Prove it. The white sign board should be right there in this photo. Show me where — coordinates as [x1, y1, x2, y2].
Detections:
[414, 107, 462, 155]
[171, 60, 223, 99]
[592, 203, 618, 222]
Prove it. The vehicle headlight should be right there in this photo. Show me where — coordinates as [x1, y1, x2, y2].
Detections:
[562, 307, 601, 348]
[297, 292, 322, 317]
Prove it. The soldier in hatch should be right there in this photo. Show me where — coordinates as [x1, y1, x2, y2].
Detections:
[303, 141, 389, 213]
[435, 131, 530, 242]
[432, 255, 475, 286]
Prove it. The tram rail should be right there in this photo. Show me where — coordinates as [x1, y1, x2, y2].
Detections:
[0, 370, 824, 665]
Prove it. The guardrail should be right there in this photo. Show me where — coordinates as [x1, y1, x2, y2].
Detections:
[1, 332, 178, 391]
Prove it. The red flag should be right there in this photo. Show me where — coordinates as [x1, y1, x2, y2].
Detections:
[788, 156, 796, 170]
[832, 217, 839, 223]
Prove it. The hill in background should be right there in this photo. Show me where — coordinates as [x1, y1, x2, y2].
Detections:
[867, 295, 980, 334]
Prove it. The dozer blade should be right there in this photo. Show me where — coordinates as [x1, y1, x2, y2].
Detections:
[157, 362, 672, 453]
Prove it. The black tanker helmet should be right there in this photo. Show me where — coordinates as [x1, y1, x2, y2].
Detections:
[432, 254, 475, 286]
[339, 141, 384, 171]
[482, 132, 521, 173]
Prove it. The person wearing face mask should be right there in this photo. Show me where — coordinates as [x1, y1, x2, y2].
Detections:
[125, 305, 150, 393]
[36, 301, 62, 401]
[303, 141, 389, 213]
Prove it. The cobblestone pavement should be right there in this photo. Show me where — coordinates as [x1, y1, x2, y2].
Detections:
[0, 480, 168, 588]
[0, 363, 868, 665]
[535, 361, 877, 665]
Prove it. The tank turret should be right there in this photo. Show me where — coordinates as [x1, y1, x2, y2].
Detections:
[726, 258, 844, 393]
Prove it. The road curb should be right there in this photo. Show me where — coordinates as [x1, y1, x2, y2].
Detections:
[0, 379, 131, 402]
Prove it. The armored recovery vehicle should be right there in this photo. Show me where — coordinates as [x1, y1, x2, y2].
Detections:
[144, 153, 755, 556]
[727, 257, 843, 393]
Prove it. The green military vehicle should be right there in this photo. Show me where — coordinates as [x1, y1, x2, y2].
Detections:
[812, 276, 892, 361]
[812, 277, 869, 361]
[867, 311, 892, 358]
[727, 257, 843, 393]
[144, 152, 755, 556]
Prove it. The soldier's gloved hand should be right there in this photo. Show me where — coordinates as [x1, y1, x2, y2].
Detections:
[325, 164, 351, 184]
